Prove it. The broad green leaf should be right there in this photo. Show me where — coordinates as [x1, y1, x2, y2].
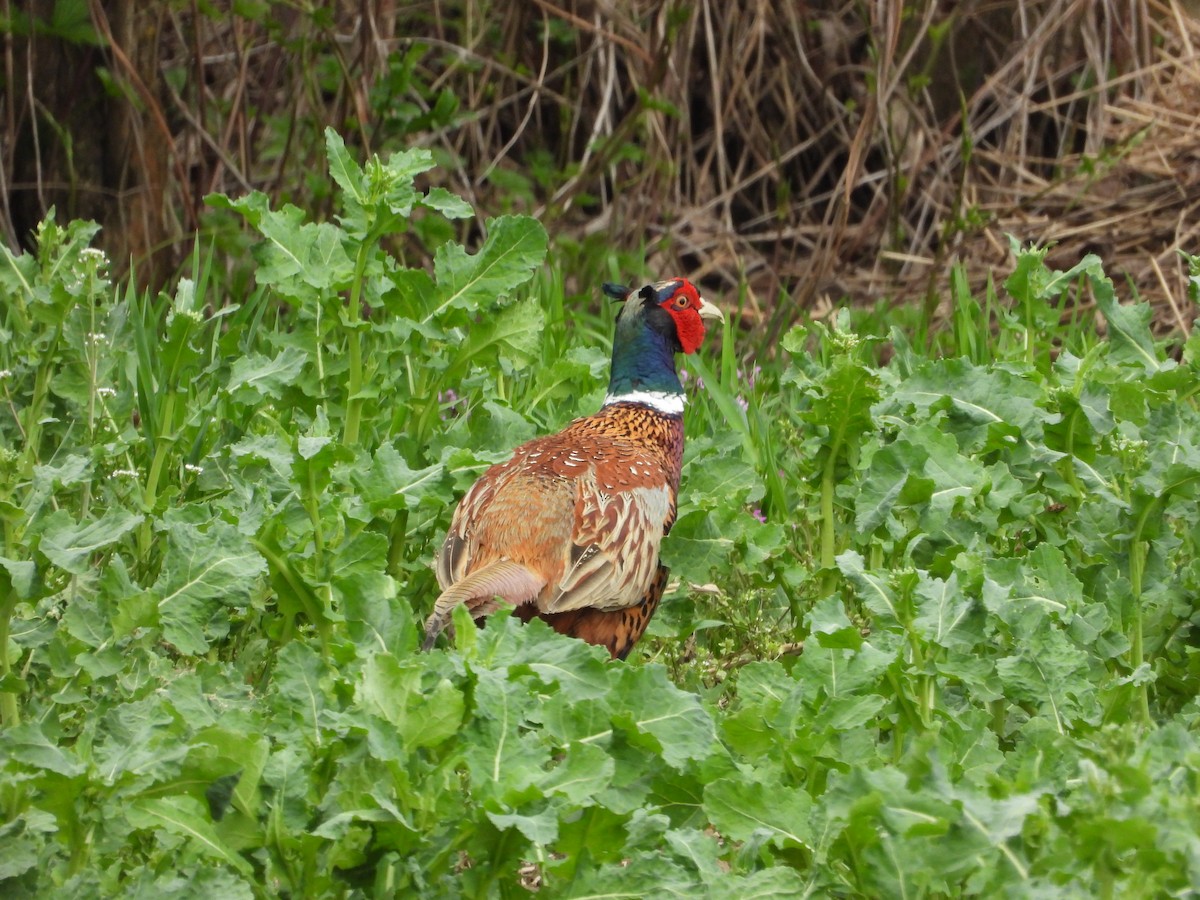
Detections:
[521, 636, 613, 701]
[93, 695, 188, 782]
[209, 192, 353, 293]
[271, 641, 330, 741]
[0, 816, 42, 880]
[125, 795, 254, 876]
[838, 551, 899, 625]
[357, 653, 463, 749]
[151, 518, 266, 655]
[709, 867, 810, 898]
[454, 294, 545, 367]
[610, 665, 719, 770]
[1090, 263, 1161, 371]
[1, 723, 86, 777]
[663, 507, 738, 576]
[422, 186, 473, 219]
[0, 555, 37, 599]
[463, 667, 550, 803]
[38, 506, 142, 575]
[995, 624, 1098, 731]
[539, 742, 615, 803]
[350, 443, 446, 512]
[341, 568, 416, 655]
[664, 826, 723, 880]
[426, 215, 547, 322]
[856, 436, 934, 533]
[567, 856, 699, 897]
[486, 804, 558, 843]
[703, 775, 812, 848]
[885, 357, 1052, 443]
[225, 345, 308, 401]
[912, 571, 975, 650]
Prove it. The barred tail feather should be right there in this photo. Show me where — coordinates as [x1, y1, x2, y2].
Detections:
[421, 560, 546, 651]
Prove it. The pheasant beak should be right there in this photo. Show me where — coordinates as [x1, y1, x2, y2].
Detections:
[697, 296, 724, 324]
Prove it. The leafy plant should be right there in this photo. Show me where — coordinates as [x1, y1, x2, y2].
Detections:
[2, 135, 1200, 896]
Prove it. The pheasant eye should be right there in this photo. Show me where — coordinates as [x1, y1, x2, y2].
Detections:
[674, 295, 690, 309]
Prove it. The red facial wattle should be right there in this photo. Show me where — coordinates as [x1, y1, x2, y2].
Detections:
[660, 280, 708, 355]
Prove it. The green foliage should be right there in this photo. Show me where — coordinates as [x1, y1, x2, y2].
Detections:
[3, 134, 1200, 897]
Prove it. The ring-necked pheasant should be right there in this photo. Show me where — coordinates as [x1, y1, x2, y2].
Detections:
[422, 277, 722, 658]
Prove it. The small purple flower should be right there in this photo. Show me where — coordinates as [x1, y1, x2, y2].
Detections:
[439, 389, 462, 420]
[752, 508, 767, 523]
[736, 395, 748, 413]
[739, 365, 762, 389]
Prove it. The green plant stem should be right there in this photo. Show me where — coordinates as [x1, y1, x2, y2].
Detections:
[819, 439, 842, 594]
[342, 243, 371, 446]
[1062, 409, 1082, 497]
[252, 537, 329, 651]
[1127, 522, 1151, 726]
[305, 466, 326, 568]
[139, 391, 178, 561]
[22, 329, 61, 475]
[0, 588, 19, 726]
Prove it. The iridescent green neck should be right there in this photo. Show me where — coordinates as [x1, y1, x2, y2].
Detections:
[603, 307, 684, 415]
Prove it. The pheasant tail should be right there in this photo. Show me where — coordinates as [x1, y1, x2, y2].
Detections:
[516, 564, 669, 660]
[421, 559, 546, 651]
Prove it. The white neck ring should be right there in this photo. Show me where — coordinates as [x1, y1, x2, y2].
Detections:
[602, 390, 685, 415]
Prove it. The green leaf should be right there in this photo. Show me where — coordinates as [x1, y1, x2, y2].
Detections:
[351, 443, 446, 512]
[324, 128, 365, 204]
[0, 556, 37, 599]
[709, 867, 810, 899]
[486, 804, 558, 843]
[703, 775, 812, 849]
[422, 186, 473, 219]
[610, 665, 719, 770]
[539, 742, 615, 803]
[463, 667, 550, 804]
[856, 436, 934, 533]
[271, 641, 331, 743]
[886, 357, 1052, 444]
[357, 653, 463, 749]
[209, 192, 353, 294]
[2, 723, 86, 777]
[126, 795, 254, 876]
[151, 518, 266, 655]
[912, 571, 975, 650]
[1086, 260, 1161, 371]
[455, 295, 545, 367]
[38, 506, 142, 575]
[225, 345, 308, 402]
[425, 215, 548, 322]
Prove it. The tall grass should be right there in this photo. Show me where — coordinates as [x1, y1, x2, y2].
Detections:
[4, 2, 1198, 338]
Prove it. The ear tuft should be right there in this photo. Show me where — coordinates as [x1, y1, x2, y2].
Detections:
[638, 284, 657, 301]
[602, 282, 632, 300]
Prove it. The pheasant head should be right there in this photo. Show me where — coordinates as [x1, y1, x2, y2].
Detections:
[601, 278, 723, 414]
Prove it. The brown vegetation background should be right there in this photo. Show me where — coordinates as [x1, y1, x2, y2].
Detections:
[4, 1, 1200, 335]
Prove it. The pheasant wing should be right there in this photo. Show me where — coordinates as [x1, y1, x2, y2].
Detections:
[543, 464, 672, 614]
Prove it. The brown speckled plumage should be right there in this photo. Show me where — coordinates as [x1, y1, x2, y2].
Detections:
[422, 278, 720, 658]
